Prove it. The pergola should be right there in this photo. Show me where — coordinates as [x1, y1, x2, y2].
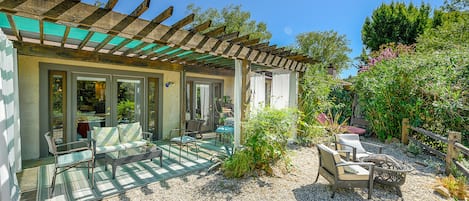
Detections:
[0, 0, 316, 146]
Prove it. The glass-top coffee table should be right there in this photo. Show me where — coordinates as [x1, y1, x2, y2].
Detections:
[104, 145, 162, 179]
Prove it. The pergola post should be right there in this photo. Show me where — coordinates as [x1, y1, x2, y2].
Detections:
[234, 59, 250, 147]
[180, 70, 186, 130]
[289, 72, 298, 140]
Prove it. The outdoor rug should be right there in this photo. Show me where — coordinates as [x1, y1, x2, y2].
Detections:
[36, 144, 214, 201]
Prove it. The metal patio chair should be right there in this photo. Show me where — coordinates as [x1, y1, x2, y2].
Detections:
[168, 128, 199, 163]
[315, 144, 375, 199]
[335, 133, 383, 161]
[44, 132, 95, 196]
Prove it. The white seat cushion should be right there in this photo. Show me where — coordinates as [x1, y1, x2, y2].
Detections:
[336, 134, 367, 153]
[338, 164, 370, 181]
[95, 144, 126, 154]
[122, 140, 147, 149]
[118, 122, 143, 143]
[57, 150, 92, 168]
[171, 136, 196, 144]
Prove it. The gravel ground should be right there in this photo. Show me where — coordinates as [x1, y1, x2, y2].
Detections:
[104, 138, 448, 201]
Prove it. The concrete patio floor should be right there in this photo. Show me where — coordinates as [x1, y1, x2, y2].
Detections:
[17, 132, 225, 201]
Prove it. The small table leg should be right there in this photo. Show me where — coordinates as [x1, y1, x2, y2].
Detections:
[112, 164, 117, 179]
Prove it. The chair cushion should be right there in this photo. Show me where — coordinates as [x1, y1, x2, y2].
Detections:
[216, 126, 234, 134]
[122, 140, 147, 149]
[344, 126, 366, 135]
[95, 144, 126, 154]
[118, 122, 143, 143]
[92, 127, 120, 147]
[338, 164, 370, 181]
[336, 134, 367, 153]
[171, 136, 196, 144]
[56, 150, 92, 168]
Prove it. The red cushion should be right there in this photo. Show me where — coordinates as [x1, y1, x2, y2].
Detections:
[344, 126, 366, 135]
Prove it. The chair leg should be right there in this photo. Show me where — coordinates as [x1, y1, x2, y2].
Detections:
[49, 167, 58, 197]
[313, 171, 320, 183]
[195, 142, 199, 160]
[91, 160, 95, 189]
[331, 185, 337, 198]
[179, 144, 182, 163]
[168, 143, 172, 159]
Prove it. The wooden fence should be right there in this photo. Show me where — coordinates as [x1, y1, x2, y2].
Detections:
[401, 118, 469, 177]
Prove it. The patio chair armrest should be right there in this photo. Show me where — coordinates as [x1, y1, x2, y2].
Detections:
[336, 150, 352, 161]
[56, 140, 90, 148]
[361, 142, 383, 153]
[335, 142, 357, 161]
[142, 131, 153, 141]
[56, 146, 91, 155]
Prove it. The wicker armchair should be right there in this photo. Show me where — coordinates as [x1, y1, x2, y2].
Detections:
[315, 144, 375, 199]
[44, 132, 94, 196]
[335, 133, 383, 161]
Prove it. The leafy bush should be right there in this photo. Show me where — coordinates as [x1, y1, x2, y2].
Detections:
[436, 175, 468, 200]
[223, 107, 296, 178]
[117, 100, 135, 122]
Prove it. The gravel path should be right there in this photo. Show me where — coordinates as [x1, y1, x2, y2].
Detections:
[104, 138, 448, 201]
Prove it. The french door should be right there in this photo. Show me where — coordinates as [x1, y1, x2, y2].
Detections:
[187, 79, 222, 132]
[71, 74, 144, 140]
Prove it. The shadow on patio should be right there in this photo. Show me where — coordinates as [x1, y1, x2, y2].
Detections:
[19, 134, 228, 201]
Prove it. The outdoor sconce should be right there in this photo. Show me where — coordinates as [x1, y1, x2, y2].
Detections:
[165, 81, 175, 88]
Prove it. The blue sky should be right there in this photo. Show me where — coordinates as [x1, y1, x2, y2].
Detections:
[83, 0, 445, 78]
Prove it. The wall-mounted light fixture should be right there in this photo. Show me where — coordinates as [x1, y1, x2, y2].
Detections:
[165, 81, 175, 88]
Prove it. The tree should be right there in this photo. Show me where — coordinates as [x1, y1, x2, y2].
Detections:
[294, 31, 351, 72]
[442, 0, 469, 11]
[187, 4, 272, 42]
[362, 2, 431, 51]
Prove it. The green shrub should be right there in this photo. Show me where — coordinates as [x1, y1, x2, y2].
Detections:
[222, 107, 296, 178]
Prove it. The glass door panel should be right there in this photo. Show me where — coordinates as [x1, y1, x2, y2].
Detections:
[49, 71, 67, 145]
[75, 75, 109, 140]
[195, 83, 212, 131]
[148, 78, 159, 140]
[115, 78, 142, 124]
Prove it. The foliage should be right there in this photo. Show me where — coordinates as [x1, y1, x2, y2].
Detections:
[296, 115, 327, 147]
[359, 43, 415, 72]
[319, 110, 349, 136]
[297, 67, 342, 144]
[417, 11, 469, 52]
[442, 0, 469, 11]
[294, 31, 351, 72]
[362, 2, 431, 51]
[406, 141, 421, 155]
[354, 49, 468, 141]
[187, 4, 271, 42]
[436, 175, 468, 200]
[117, 100, 135, 122]
[223, 108, 296, 178]
[329, 84, 353, 124]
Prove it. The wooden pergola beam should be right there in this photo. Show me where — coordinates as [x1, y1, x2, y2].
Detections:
[134, 6, 173, 40]
[179, 20, 212, 46]
[43, 0, 81, 22]
[39, 20, 44, 44]
[160, 13, 195, 41]
[230, 35, 249, 44]
[123, 41, 148, 56]
[79, 0, 118, 28]
[78, 31, 93, 49]
[218, 32, 239, 41]
[240, 38, 260, 46]
[205, 26, 226, 37]
[6, 14, 21, 41]
[0, 0, 312, 72]
[61, 26, 70, 47]
[249, 42, 268, 49]
[108, 38, 132, 54]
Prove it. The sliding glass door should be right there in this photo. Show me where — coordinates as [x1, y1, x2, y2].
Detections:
[187, 79, 223, 132]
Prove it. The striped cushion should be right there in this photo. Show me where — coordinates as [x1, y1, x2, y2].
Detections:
[118, 122, 143, 143]
[92, 127, 120, 147]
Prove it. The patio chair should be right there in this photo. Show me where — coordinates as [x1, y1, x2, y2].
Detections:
[314, 144, 375, 199]
[185, 119, 205, 139]
[168, 128, 199, 163]
[44, 132, 95, 196]
[335, 134, 383, 161]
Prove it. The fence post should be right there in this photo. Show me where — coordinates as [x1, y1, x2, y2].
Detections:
[445, 131, 462, 175]
[401, 118, 409, 145]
